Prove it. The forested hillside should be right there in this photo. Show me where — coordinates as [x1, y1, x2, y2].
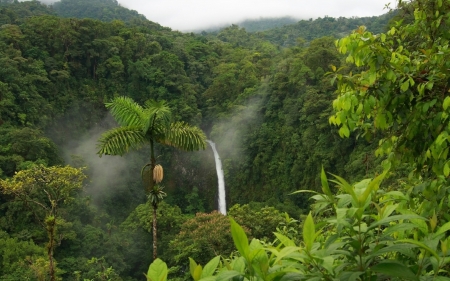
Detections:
[256, 12, 395, 46]
[2, 0, 448, 280]
[51, 0, 154, 26]
[235, 17, 298, 32]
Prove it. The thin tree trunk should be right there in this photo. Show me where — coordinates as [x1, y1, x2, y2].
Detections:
[152, 204, 157, 260]
[47, 217, 56, 281]
[150, 139, 158, 260]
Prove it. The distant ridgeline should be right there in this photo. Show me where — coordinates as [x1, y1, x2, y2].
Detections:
[0, 0, 55, 24]
[201, 12, 395, 47]
[256, 13, 396, 46]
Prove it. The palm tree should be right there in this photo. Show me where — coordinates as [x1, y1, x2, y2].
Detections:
[97, 96, 206, 259]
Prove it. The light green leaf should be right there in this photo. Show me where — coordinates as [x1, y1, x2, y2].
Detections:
[198, 277, 216, 281]
[193, 265, 203, 281]
[230, 218, 249, 259]
[231, 257, 246, 273]
[201, 256, 220, 278]
[401, 80, 409, 92]
[273, 246, 302, 264]
[303, 212, 315, 252]
[321, 166, 334, 203]
[444, 96, 450, 110]
[189, 258, 198, 278]
[274, 232, 296, 247]
[339, 125, 350, 138]
[444, 163, 450, 177]
[146, 258, 168, 281]
[215, 270, 243, 281]
[368, 214, 426, 230]
[434, 221, 450, 237]
[358, 171, 385, 207]
[330, 175, 358, 205]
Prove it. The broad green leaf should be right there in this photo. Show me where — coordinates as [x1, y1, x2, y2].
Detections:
[273, 246, 302, 265]
[384, 222, 417, 235]
[379, 204, 398, 220]
[371, 262, 418, 281]
[368, 243, 418, 258]
[444, 96, 450, 110]
[399, 239, 440, 259]
[189, 257, 198, 278]
[215, 270, 243, 281]
[303, 212, 315, 252]
[201, 256, 220, 278]
[368, 214, 426, 230]
[435, 221, 450, 237]
[321, 166, 334, 203]
[231, 257, 246, 273]
[444, 163, 450, 177]
[279, 273, 307, 281]
[434, 277, 450, 281]
[339, 125, 350, 137]
[198, 277, 216, 281]
[146, 258, 168, 281]
[330, 175, 358, 205]
[193, 265, 203, 281]
[359, 171, 387, 207]
[339, 271, 364, 281]
[230, 218, 249, 259]
[430, 211, 438, 232]
[249, 247, 269, 277]
[274, 232, 296, 247]
[401, 80, 409, 92]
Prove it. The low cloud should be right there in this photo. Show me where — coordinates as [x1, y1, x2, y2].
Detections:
[118, 0, 390, 31]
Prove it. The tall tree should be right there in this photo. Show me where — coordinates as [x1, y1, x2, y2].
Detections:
[97, 96, 206, 259]
[0, 165, 86, 281]
[330, 0, 450, 226]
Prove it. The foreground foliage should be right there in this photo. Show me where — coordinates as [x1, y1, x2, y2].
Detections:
[147, 1, 450, 280]
[150, 168, 450, 280]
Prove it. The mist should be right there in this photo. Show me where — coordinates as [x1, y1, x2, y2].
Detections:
[61, 115, 146, 205]
[38, 0, 390, 32]
[118, 0, 390, 32]
[209, 88, 266, 166]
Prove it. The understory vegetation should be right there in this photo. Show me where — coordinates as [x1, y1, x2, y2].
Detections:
[1, 0, 449, 280]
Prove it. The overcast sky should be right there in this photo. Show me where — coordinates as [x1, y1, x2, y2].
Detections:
[118, 0, 392, 32]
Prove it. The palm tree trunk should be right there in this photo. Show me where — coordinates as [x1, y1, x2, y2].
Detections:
[149, 140, 155, 192]
[152, 204, 157, 260]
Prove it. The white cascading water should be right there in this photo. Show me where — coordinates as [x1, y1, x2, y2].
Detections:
[206, 140, 226, 215]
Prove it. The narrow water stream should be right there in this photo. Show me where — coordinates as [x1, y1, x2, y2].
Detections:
[206, 140, 226, 215]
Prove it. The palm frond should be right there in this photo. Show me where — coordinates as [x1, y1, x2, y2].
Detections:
[97, 126, 146, 156]
[106, 97, 145, 128]
[162, 121, 206, 151]
[142, 100, 172, 134]
[148, 184, 166, 206]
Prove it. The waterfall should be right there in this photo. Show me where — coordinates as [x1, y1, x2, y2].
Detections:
[206, 140, 226, 215]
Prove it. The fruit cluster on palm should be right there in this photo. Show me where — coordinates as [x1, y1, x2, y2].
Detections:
[97, 96, 206, 259]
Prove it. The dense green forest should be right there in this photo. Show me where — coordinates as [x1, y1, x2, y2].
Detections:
[1, 0, 449, 280]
